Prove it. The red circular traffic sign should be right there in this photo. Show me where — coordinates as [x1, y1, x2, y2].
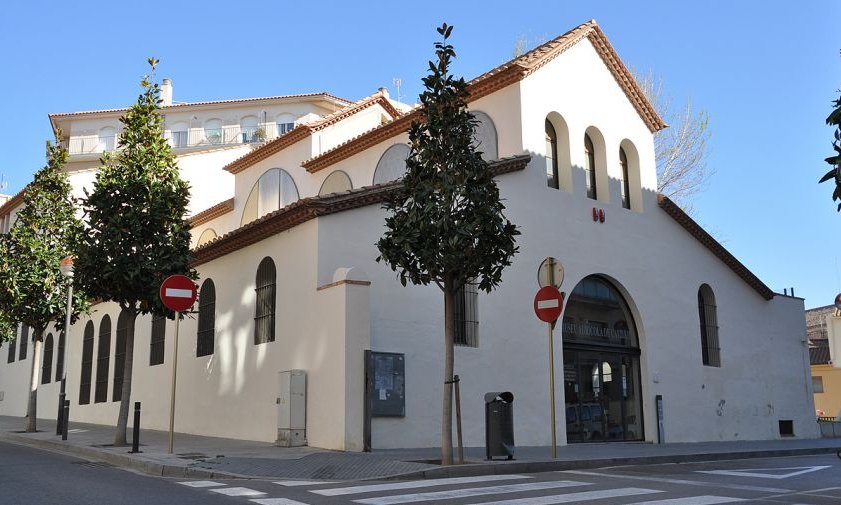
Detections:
[534, 285, 564, 323]
[160, 275, 197, 312]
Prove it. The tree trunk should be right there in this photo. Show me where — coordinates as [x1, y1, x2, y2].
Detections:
[441, 277, 456, 465]
[114, 312, 137, 446]
[25, 330, 43, 433]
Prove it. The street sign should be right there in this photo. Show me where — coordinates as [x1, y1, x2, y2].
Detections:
[534, 285, 564, 323]
[160, 275, 197, 312]
[537, 257, 564, 289]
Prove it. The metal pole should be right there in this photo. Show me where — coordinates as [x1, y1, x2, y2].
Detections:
[454, 375, 464, 464]
[548, 321, 557, 459]
[131, 402, 141, 453]
[168, 312, 180, 454]
[56, 283, 73, 435]
[61, 400, 69, 441]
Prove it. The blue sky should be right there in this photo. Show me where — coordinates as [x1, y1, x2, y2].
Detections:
[1, 1, 840, 308]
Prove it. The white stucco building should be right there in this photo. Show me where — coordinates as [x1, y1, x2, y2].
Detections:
[0, 21, 817, 451]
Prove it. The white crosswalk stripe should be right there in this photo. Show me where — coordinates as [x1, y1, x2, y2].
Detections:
[251, 499, 312, 505]
[209, 486, 267, 497]
[177, 480, 225, 488]
[462, 487, 662, 505]
[626, 497, 745, 505]
[274, 480, 336, 487]
[313, 474, 530, 496]
[351, 480, 591, 505]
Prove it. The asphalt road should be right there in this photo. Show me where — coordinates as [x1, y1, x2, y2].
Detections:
[1, 441, 840, 504]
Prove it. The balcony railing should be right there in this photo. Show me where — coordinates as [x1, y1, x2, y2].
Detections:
[62, 135, 117, 155]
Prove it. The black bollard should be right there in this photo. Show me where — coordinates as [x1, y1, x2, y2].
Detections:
[61, 400, 69, 441]
[130, 402, 141, 454]
[56, 391, 66, 436]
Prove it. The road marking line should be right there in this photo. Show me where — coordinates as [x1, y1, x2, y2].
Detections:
[209, 487, 267, 497]
[697, 466, 831, 480]
[251, 499, 312, 505]
[562, 470, 792, 493]
[625, 496, 745, 505]
[274, 480, 336, 487]
[313, 474, 529, 496]
[463, 487, 661, 505]
[177, 480, 225, 488]
[352, 481, 590, 505]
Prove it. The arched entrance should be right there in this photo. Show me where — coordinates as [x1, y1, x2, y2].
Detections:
[562, 275, 643, 442]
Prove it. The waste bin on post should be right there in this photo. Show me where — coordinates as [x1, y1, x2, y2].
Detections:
[484, 391, 514, 460]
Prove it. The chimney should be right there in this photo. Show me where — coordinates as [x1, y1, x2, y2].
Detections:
[161, 78, 173, 106]
[378, 86, 389, 98]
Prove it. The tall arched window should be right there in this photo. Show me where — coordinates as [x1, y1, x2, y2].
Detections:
[240, 115, 259, 143]
[255, 257, 276, 345]
[698, 284, 720, 367]
[197, 279, 216, 357]
[41, 333, 54, 384]
[56, 331, 66, 382]
[204, 118, 223, 145]
[619, 147, 630, 209]
[7, 335, 15, 363]
[584, 134, 597, 200]
[113, 309, 133, 402]
[98, 126, 116, 152]
[471, 111, 498, 161]
[94, 315, 111, 403]
[241, 168, 300, 226]
[150, 315, 166, 366]
[19, 325, 29, 360]
[276, 113, 295, 135]
[373, 144, 410, 184]
[79, 321, 94, 405]
[545, 120, 559, 189]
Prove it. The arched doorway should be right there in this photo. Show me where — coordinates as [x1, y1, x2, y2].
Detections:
[562, 275, 643, 442]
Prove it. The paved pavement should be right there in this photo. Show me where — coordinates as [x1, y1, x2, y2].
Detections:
[1, 415, 840, 482]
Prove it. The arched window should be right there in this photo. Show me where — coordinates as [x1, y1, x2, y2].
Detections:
[276, 113, 295, 136]
[698, 284, 720, 367]
[373, 144, 410, 185]
[19, 325, 29, 360]
[79, 321, 94, 405]
[197, 279, 216, 357]
[6, 335, 15, 363]
[240, 115, 259, 143]
[196, 228, 217, 248]
[113, 309, 133, 402]
[471, 111, 498, 161]
[41, 333, 54, 384]
[169, 121, 189, 148]
[584, 134, 597, 200]
[98, 126, 116, 152]
[545, 119, 559, 189]
[94, 315, 111, 403]
[241, 168, 300, 226]
[255, 257, 276, 345]
[319, 170, 353, 196]
[619, 147, 630, 209]
[150, 315, 166, 366]
[204, 118, 223, 145]
[454, 281, 479, 347]
[56, 330, 65, 382]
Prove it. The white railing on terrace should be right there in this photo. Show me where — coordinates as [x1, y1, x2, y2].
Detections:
[62, 123, 292, 156]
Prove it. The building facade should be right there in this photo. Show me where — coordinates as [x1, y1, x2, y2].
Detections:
[0, 21, 818, 450]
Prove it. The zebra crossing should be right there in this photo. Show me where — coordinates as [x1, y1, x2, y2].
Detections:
[176, 474, 750, 505]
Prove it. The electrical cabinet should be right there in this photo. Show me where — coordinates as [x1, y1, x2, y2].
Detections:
[276, 369, 306, 447]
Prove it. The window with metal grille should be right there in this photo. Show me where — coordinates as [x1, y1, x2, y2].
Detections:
[55, 331, 65, 383]
[454, 281, 479, 347]
[113, 310, 133, 402]
[545, 119, 559, 189]
[698, 284, 721, 367]
[19, 325, 29, 360]
[41, 333, 54, 384]
[6, 336, 15, 363]
[584, 134, 597, 200]
[254, 257, 276, 345]
[197, 279, 216, 357]
[149, 315, 166, 366]
[79, 322, 94, 405]
[94, 316, 111, 403]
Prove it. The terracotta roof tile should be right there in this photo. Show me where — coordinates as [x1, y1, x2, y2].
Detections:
[223, 90, 402, 175]
[192, 154, 530, 266]
[189, 198, 235, 227]
[657, 194, 774, 301]
[0, 188, 25, 217]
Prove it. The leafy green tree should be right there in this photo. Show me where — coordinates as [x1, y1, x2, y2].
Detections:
[0, 139, 87, 432]
[819, 83, 841, 209]
[75, 59, 195, 446]
[377, 24, 520, 465]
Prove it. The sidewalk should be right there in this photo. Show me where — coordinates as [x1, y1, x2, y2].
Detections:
[1, 415, 839, 481]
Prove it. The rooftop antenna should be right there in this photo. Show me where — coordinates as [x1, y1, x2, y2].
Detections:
[0, 173, 7, 193]
[392, 78, 402, 104]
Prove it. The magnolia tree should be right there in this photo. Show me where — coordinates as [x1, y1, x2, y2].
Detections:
[75, 59, 195, 446]
[0, 139, 87, 432]
[377, 24, 520, 465]
[820, 80, 841, 208]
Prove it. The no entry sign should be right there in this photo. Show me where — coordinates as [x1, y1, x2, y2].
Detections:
[160, 275, 197, 312]
[534, 285, 564, 323]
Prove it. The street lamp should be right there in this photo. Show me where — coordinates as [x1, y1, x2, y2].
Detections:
[57, 256, 73, 438]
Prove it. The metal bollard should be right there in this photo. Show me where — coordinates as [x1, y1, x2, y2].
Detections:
[61, 400, 70, 441]
[56, 391, 66, 436]
[130, 402, 141, 454]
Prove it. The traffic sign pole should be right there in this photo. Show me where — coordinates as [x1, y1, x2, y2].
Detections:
[548, 321, 557, 459]
[534, 285, 564, 459]
[168, 311, 180, 454]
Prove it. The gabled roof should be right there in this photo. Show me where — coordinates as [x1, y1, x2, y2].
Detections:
[192, 155, 531, 266]
[222, 89, 402, 175]
[189, 198, 235, 226]
[301, 20, 666, 174]
[657, 194, 774, 300]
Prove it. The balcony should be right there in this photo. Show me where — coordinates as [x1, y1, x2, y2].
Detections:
[62, 135, 117, 155]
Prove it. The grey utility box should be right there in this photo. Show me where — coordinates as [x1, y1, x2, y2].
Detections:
[276, 369, 307, 447]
